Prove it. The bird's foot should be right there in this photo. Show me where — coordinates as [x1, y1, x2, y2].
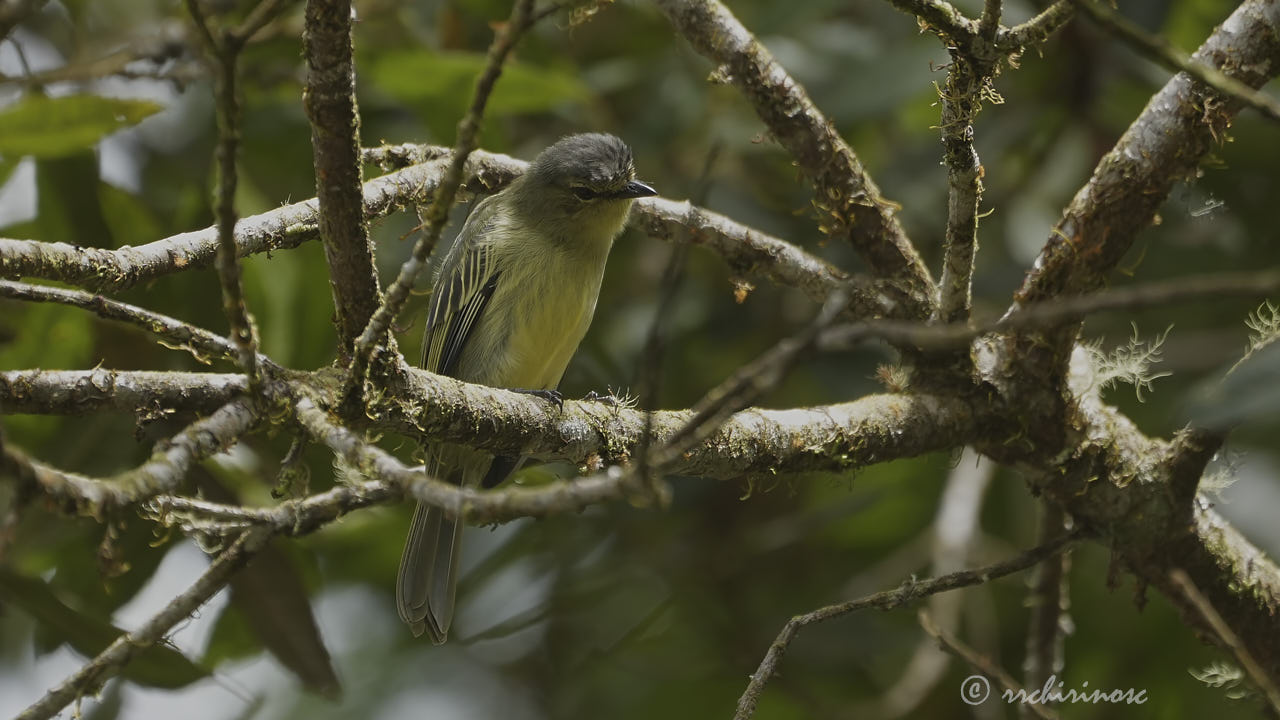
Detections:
[513, 388, 563, 409]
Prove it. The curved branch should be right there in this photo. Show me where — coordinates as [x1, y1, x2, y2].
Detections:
[653, 0, 936, 315]
[2, 398, 259, 515]
[0, 280, 238, 364]
[0, 149, 861, 316]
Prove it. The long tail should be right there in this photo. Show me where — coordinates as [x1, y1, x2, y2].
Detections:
[397, 501, 462, 643]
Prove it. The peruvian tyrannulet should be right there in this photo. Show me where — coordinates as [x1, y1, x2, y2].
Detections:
[397, 133, 656, 642]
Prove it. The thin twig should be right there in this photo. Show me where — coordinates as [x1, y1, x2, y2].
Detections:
[823, 267, 1280, 351]
[733, 530, 1083, 719]
[1170, 568, 1280, 713]
[344, 0, 537, 397]
[232, 0, 297, 43]
[1071, 0, 1280, 123]
[884, 0, 977, 41]
[185, 0, 261, 385]
[919, 611, 1060, 720]
[657, 289, 849, 466]
[1021, 502, 1069, 719]
[999, 1, 1073, 51]
[872, 449, 995, 718]
[0, 280, 240, 364]
[14, 528, 270, 720]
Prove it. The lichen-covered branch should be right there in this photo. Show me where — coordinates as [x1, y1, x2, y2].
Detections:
[1072, 0, 1280, 123]
[0, 150, 853, 321]
[1, 363, 975, 486]
[1014, 0, 1280, 307]
[0, 369, 247, 416]
[303, 0, 383, 357]
[884, 0, 976, 42]
[998, 1, 1073, 52]
[3, 398, 259, 516]
[653, 0, 936, 316]
[936, 54, 987, 323]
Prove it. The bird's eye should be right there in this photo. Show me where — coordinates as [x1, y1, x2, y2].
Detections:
[571, 185, 596, 201]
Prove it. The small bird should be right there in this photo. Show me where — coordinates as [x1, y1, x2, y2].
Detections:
[397, 133, 656, 642]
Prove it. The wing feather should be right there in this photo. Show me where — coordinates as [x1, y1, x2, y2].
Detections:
[421, 201, 502, 377]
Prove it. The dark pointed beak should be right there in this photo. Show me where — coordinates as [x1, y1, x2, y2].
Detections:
[615, 180, 657, 199]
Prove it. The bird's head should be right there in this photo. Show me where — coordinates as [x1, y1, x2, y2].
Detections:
[516, 133, 656, 239]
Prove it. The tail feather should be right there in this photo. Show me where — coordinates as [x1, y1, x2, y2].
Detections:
[397, 502, 461, 643]
[397, 446, 491, 642]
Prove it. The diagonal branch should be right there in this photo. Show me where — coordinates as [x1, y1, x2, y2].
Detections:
[1071, 0, 1280, 123]
[1014, 0, 1280, 308]
[653, 0, 936, 316]
[998, 1, 1073, 52]
[2, 398, 259, 515]
[0, 280, 239, 365]
[14, 528, 270, 720]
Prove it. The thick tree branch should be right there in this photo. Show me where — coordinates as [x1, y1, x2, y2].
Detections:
[936, 54, 988, 323]
[2, 364, 975, 487]
[653, 0, 936, 316]
[303, 0, 383, 357]
[1014, 0, 1280, 307]
[1072, 0, 1280, 123]
[0, 370, 247, 416]
[0, 151, 857, 320]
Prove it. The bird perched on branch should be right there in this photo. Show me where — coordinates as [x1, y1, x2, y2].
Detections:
[397, 133, 656, 642]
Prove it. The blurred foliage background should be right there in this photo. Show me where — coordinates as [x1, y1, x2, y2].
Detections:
[1, 0, 1279, 718]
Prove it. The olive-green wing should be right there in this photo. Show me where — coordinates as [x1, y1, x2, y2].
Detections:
[421, 199, 502, 377]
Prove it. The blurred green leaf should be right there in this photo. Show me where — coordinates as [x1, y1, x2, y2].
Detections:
[0, 568, 210, 689]
[198, 472, 340, 698]
[368, 50, 590, 118]
[0, 95, 164, 158]
[0, 302, 94, 370]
